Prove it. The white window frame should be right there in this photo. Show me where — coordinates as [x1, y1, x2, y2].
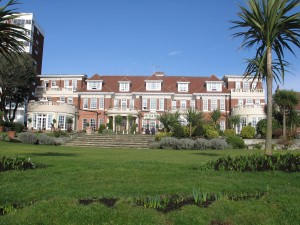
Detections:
[246, 98, 253, 105]
[235, 81, 241, 89]
[243, 82, 249, 90]
[159, 98, 164, 111]
[211, 99, 218, 111]
[172, 100, 177, 110]
[90, 98, 97, 109]
[83, 98, 88, 109]
[178, 83, 189, 92]
[121, 99, 127, 110]
[119, 82, 130, 92]
[129, 99, 134, 110]
[190, 100, 195, 110]
[220, 99, 225, 111]
[180, 100, 187, 110]
[67, 97, 73, 104]
[59, 96, 65, 102]
[255, 99, 260, 105]
[146, 81, 161, 91]
[87, 81, 102, 90]
[142, 98, 148, 110]
[203, 99, 208, 111]
[150, 99, 157, 111]
[238, 99, 243, 106]
[99, 97, 104, 109]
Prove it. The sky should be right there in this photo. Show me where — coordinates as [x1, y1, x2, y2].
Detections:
[15, 0, 300, 91]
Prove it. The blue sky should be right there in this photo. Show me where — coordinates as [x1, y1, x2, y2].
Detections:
[16, 0, 300, 91]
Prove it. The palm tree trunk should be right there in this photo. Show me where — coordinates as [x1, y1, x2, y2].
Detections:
[265, 47, 273, 155]
[283, 106, 286, 138]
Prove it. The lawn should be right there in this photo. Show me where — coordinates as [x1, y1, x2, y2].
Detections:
[0, 141, 300, 225]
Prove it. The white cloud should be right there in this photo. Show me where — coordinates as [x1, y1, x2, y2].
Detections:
[168, 51, 182, 56]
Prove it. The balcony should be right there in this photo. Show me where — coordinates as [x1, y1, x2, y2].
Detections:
[28, 101, 76, 115]
[231, 104, 265, 116]
[106, 107, 139, 115]
[35, 86, 76, 96]
[231, 88, 265, 98]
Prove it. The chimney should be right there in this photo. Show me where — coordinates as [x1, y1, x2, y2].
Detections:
[153, 71, 165, 77]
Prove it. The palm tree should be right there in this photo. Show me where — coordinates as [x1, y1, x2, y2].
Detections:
[157, 111, 180, 132]
[0, 0, 30, 59]
[228, 114, 241, 131]
[211, 109, 221, 129]
[184, 108, 203, 137]
[273, 89, 298, 138]
[231, 0, 300, 154]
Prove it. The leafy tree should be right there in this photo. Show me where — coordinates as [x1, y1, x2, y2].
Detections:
[0, 0, 30, 59]
[157, 111, 180, 132]
[184, 108, 203, 137]
[228, 114, 241, 130]
[210, 109, 221, 128]
[287, 109, 300, 131]
[256, 118, 281, 138]
[231, 0, 300, 154]
[0, 53, 37, 121]
[273, 89, 298, 138]
[115, 115, 122, 132]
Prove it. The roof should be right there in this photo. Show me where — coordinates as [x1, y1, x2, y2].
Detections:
[76, 74, 230, 95]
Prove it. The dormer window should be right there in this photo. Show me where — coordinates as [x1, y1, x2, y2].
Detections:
[178, 82, 189, 92]
[119, 81, 130, 92]
[206, 82, 222, 92]
[87, 81, 102, 90]
[146, 80, 162, 91]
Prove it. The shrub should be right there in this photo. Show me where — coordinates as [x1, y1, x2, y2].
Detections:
[192, 124, 205, 137]
[210, 139, 230, 150]
[253, 143, 263, 150]
[256, 119, 281, 138]
[18, 132, 38, 144]
[172, 123, 187, 138]
[175, 138, 195, 150]
[98, 124, 106, 134]
[224, 129, 235, 137]
[53, 130, 61, 138]
[0, 156, 35, 172]
[12, 122, 24, 133]
[155, 132, 173, 141]
[205, 153, 300, 172]
[102, 129, 114, 135]
[148, 141, 161, 149]
[38, 134, 57, 145]
[130, 124, 138, 134]
[194, 138, 211, 150]
[226, 135, 246, 149]
[240, 126, 256, 139]
[159, 137, 180, 149]
[205, 129, 219, 139]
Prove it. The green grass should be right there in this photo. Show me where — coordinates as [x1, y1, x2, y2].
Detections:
[0, 141, 300, 225]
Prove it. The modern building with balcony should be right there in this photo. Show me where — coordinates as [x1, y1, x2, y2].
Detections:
[27, 72, 266, 132]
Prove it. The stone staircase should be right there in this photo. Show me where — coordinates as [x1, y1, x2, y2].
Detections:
[63, 134, 155, 149]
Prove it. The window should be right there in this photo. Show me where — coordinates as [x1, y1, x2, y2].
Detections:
[99, 97, 104, 109]
[150, 99, 156, 111]
[252, 117, 258, 127]
[159, 99, 164, 111]
[146, 81, 161, 91]
[178, 83, 188, 92]
[58, 115, 65, 130]
[119, 82, 130, 92]
[83, 119, 88, 129]
[83, 98, 88, 109]
[114, 99, 119, 108]
[59, 96, 65, 102]
[99, 119, 104, 125]
[72, 80, 77, 90]
[180, 100, 187, 110]
[129, 99, 134, 110]
[203, 99, 208, 111]
[172, 100, 177, 110]
[90, 119, 96, 131]
[243, 82, 249, 90]
[190, 100, 195, 110]
[51, 81, 57, 87]
[220, 99, 225, 111]
[238, 99, 243, 106]
[25, 20, 31, 24]
[252, 82, 257, 89]
[255, 99, 260, 105]
[64, 80, 70, 88]
[142, 98, 148, 110]
[67, 97, 73, 104]
[235, 82, 241, 89]
[241, 117, 247, 127]
[87, 81, 102, 90]
[211, 99, 218, 111]
[207, 82, 221, 91]
[121, 99, 127, 110]
[246, 99, 253, 105]
[90, 98, 97, 109]
[47, 115, 53, 129]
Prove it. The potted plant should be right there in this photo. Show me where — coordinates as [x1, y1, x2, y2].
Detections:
[66, 117, 73, 133]
[51, 119, 57, 131]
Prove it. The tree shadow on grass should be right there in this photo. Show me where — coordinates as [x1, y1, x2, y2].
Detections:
[26, 152, 78, 157]
[191, 152, 223, 157]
